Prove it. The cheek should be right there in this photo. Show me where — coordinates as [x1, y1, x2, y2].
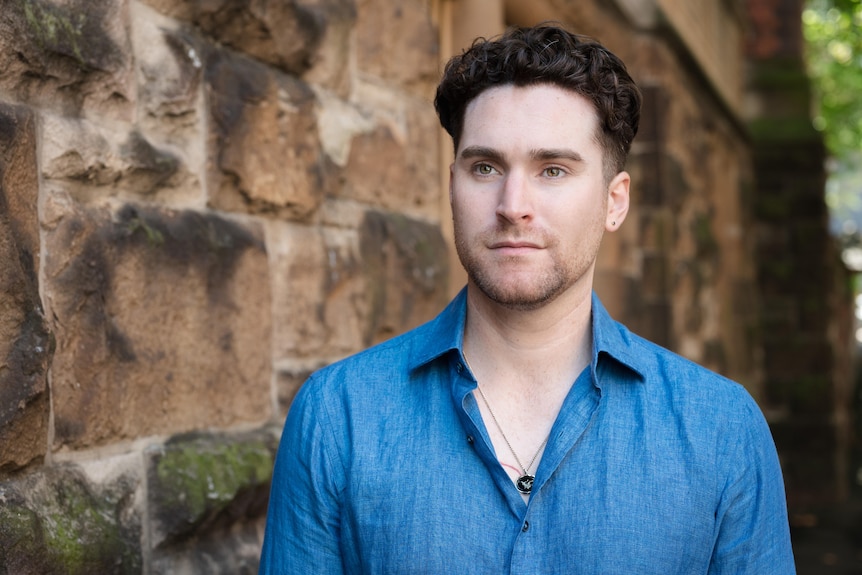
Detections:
[451, 193, 483, 226]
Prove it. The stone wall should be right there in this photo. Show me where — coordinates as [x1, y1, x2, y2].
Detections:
[0, 0, 847, 571]
[0, 0, 448, 572]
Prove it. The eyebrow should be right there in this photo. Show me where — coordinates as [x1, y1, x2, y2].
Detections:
[458, 145, 584, 164]
[459, 146, 504, 162]
[530, 148, 584, 163]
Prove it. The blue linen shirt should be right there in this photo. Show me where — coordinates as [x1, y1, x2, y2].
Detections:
[259, 290, 795, 574]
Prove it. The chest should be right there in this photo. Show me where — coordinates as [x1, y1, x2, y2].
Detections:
[338, 396, 719, 574]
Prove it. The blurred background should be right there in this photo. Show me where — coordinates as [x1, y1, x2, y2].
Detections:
[0, 0, 860, 572]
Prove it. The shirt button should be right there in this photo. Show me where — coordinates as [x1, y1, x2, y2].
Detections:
[456, 363, 463, 373]
[522, 521, 530, 532]
[466, 435, 474, 444]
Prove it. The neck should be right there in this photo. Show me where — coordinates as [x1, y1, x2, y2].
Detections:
[462, 281, 593, 397]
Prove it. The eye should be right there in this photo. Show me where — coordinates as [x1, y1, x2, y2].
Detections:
[473, 163, 498, 176]
[543, 166, 565, 178]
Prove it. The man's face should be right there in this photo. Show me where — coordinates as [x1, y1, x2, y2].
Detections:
[450, 83, 628, 311]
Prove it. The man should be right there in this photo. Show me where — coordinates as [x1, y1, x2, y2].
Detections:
[259, 24, 795, 574]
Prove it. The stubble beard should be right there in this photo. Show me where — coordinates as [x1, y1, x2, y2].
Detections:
[454, 223, 603, 312]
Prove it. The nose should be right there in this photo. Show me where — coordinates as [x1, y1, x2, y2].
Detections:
[496, 170, 533, 224]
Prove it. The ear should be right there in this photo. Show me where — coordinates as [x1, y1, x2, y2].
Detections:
[605, 171, 630, 231]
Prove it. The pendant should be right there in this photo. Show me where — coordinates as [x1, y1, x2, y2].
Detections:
[516, 474, 535, 494]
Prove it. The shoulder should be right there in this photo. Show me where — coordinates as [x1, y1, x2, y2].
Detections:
[315, 320, 434, 383]
[627, 323, 750, 389]
[603, 325, 781, 486]
[293, 315, 449, 416]
[593, 296, 753, 410]
[609, 323, 767, 431]
[300, 292, 465, 401]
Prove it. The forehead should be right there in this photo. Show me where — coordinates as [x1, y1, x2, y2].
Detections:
[459, 84, 600, 155]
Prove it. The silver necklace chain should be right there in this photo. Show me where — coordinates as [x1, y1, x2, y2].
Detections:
[464, 354, 549, 485]
[474, 383, 549, 477]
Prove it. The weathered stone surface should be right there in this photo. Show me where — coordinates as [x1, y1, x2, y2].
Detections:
[141, 0, 336, 76]
[43, 198, 272, 449]
[0, 463, 142, 575]
[206, 48, 333, 219]
[300, 0, 357, 96]
[269, 209, 448, 361]
[150, 525, 264, 575]
[129, 4, 210, 205]
[313, 86, 376, 168]
[270, 222, 368, 359]
[354, 0, 438, 92]
[275, 359, 325, 416]
[146, 428, 277, 573]
[343, 84, 440, 215]
[0, 0, 134, 120]
[358, 210, 449, 344]
[131, 2, 205, 146]
[41, 114, 184, 201]
[0, 103, 51, 474]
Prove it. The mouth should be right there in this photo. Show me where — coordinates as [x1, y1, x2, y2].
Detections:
[488, 240, 542, 249]
[487, 240, 544, 258]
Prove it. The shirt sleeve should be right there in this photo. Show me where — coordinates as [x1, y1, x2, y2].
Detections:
[708, 396, 796, 575]
[259, 375, 346, 575]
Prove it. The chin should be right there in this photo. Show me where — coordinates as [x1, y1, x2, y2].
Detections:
[492, 296, 555, 312]
[475, 279, 567, 311]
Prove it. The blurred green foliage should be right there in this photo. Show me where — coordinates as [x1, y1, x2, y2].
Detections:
[803, 0, 862, 158]
[803, 0, 862, 240]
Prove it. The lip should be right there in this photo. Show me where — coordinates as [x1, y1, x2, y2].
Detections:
[488, 240, 542, 249]
[488, 241, 543, 256]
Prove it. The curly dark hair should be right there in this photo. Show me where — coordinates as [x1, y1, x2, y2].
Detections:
[434, 24, 641, 179]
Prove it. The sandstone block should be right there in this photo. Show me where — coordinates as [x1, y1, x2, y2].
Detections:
[43, 198, 272, 449]
[0, 103, 51, 475]
[270, 222, 368, 359]
[0, 463, 142, 574]
[131, 1, 206, 162]
[206, 48, 334, 219]
[150, 526, 265, 575]
[146, 428, 278, 573]
[141, 0, 331, 76]
[300, 0, 357, 96]
[0, 0, 134, 120]
[41, 114, 187, 202]
[270, 209, 448, 362]
[343, 86, 440, 216]
[358, 210, 449, 344]
[354, 0, 438, 93]
[314, 87, 376, 168]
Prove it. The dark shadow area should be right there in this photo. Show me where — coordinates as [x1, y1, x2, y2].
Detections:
[794, 352, 862, 574]
[793, 502, 862, 574]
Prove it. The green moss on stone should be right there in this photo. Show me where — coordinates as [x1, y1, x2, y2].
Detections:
[155, 438, 273, 524]
[40, 477, 137, 573]
[0, 470, 141, 575]
[126, 216, 165, 246]
[22, 0, 87, 65]
[0, 504, 39, 549]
